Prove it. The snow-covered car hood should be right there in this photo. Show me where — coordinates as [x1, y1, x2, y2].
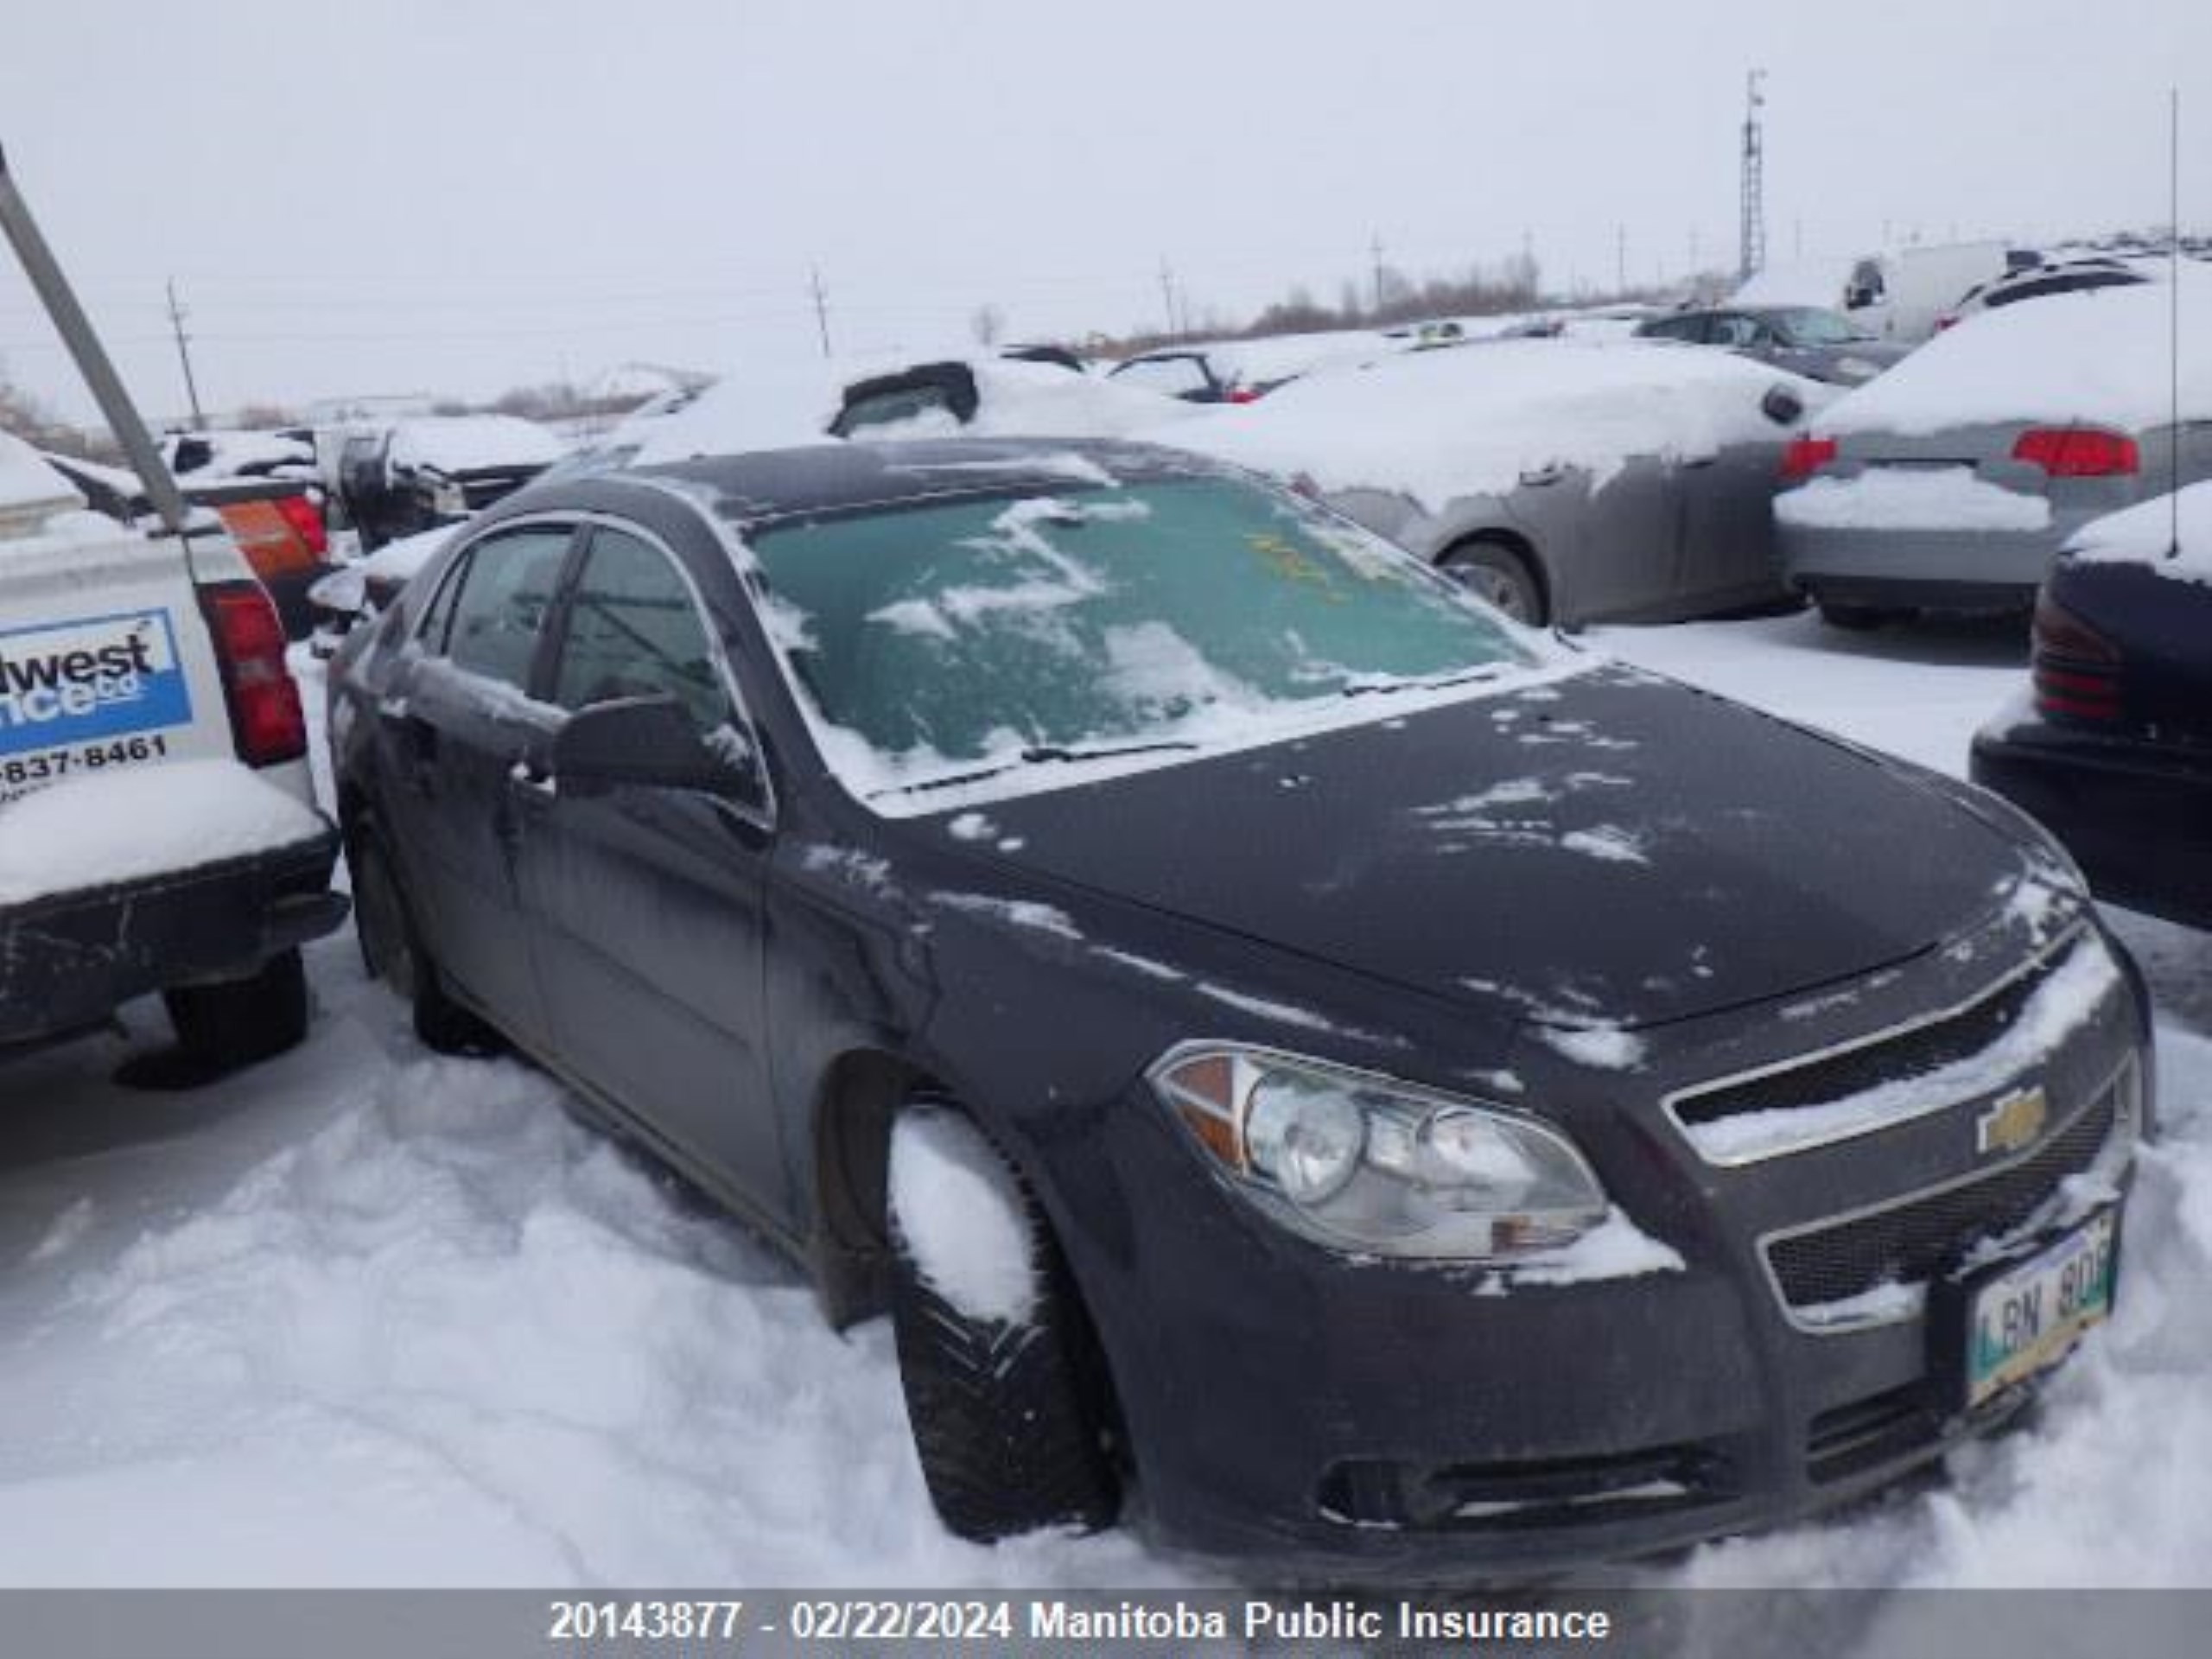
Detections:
[1151, 339, 1828, 514]
[924, 664, 2049, 1034]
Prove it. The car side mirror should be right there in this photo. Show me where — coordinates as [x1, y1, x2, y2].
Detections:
[1761, 385, 1807, 427]
[553, 694, 757, 800]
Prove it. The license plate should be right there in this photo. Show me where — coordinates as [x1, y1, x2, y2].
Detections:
[1962, 1209, 2119, 1408]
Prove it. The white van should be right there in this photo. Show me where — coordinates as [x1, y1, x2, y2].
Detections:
[1840, 241, 2040, 343]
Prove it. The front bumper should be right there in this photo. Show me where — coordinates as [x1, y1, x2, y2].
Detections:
[0, 823, 347, 1049]
[1046, 920, 2147, 1580]
[1973, 715, 2212, 930]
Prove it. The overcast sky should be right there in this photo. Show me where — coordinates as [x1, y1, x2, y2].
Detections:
[3, 0, 2207, 425]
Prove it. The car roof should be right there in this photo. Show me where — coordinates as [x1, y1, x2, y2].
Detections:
[626, 437, 1217, 530]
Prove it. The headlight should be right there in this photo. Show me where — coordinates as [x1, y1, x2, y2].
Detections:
[1150, 1044, 1609, 1260]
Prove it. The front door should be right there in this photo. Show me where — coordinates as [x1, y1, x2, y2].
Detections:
[515, 522, 785, 1223]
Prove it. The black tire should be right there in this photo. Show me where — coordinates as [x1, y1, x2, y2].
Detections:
[1817, 599, 1910, 632]
[1439, 540, 1546, 625]
[886, 1103, 1118, 1541]
[162, 947, 308, 1069]
[351, 830, 497, 1055]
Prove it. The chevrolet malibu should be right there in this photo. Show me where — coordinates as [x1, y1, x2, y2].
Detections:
[329, 438, 2149, 1576]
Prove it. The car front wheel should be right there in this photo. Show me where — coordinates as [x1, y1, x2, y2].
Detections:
[886, 1101, 1118, 1541]
[1440, 541, 1546, 624]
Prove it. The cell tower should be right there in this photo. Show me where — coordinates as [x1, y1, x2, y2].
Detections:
[1739, 69, 1768, 283]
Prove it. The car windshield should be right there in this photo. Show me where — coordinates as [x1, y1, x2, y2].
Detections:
[1770, 308, 1868, 346]
[745, 474, 1541, 804]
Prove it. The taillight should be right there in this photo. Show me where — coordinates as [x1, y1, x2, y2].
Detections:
[2031, 588, 2121, 724]
[1226, 385, 1262, 405]
[1780, 435, 1837, 480]
[2012, 427, 2139, 477]
[200, 582, 308, 766]
[273, 492, 327, 557]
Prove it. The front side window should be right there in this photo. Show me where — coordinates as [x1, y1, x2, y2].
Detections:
[442, 525, 573, 691]
[747, 473, 1541, 804]
[552, 526, 730, 734]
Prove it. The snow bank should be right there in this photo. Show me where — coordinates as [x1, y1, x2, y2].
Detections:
[1160, 340, 1823, 515]
[1777, 467, 2054, 533]
[1733, 255, 1859, 310]
[2067, 482, 2212, 583]
[0, 760, 323, 906]
[388, 416, 565, 474]
[887, 1110, 1039, 1326]
[1816, 267, 2212, 436]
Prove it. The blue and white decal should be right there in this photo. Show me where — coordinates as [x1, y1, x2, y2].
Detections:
[0, 608, 194, 759]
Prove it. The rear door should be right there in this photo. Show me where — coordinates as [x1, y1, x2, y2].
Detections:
[372, 519, 575, 1046]
[514, 520, 783, 1219]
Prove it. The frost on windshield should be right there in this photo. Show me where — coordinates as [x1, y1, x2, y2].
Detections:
[746, 474, 1555, 810]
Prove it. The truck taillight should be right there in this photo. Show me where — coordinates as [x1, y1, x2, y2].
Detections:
[2012, 428, 2139, 478]
[1780, 436, 1837, 480]
[201, 582, 308, 766]
[2031, 589, 2121, 725]
[273, 492, 327, 557]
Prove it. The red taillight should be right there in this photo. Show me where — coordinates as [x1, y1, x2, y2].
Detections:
[2031, 588, 2121, 724]
[273, 491, 327, 557]
[202, 582, 308, 766]
[1226, 385, 1262, 404]
[2012, 427, 2139, 478]
[1780, 435, 1838, 480]
[1934, 315, 1958, 332]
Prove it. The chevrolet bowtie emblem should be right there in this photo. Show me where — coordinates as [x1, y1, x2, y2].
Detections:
[1978, 1086, 2049, 1157]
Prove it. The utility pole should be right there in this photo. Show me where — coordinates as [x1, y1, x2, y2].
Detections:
[165, 276, 206, 430]
[1738, 69, 1768, 283]
[808, 265, 832, 359]
[1616, 224, 1627, 293]
[1370, 232, 1386, 315]
[1158, 257, 1176, 337]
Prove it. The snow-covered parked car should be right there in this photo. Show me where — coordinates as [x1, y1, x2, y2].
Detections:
[1635, 305, 1910, 386]
[338, 414, 567, 550]
[0, 434, 346, 1074]
[1777, 266, 2212, 626]
[331, 435, 2146, 1573]
[1164, 338, 1827, 625]
[1972, 483, 2212, 929]
[1107, 329, 1397, 404]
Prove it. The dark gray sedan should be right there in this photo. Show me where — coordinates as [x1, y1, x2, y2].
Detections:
[1637, 306, 1911, 386]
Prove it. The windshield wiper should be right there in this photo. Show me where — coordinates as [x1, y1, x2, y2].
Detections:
[1335, 664, 1508, 699]
[868, 738, 1202, 801]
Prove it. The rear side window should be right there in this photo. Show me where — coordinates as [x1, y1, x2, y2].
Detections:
[551, 526, 730, 733]
[442, 526, 574, 691]
[1642, 315, 1707, 343]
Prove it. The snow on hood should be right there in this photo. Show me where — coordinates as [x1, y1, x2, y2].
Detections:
[1154, 339, 1826, 514]
[1816, 266, 2212, 437]
[311, 521, 460, 613]
[388, 416, 566, 474]
[882, 359, 1192, 442]
[0, 431, 86, 532]
[1173, 328, 1400, 387]
[2067, 481, 2212, 583]
[626, 359, 849, 464]
[0, 759, 324, 906]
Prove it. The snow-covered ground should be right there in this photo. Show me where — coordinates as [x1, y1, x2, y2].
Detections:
[0, 612, 2204, 1592]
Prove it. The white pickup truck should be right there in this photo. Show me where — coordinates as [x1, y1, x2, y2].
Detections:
[1, 148, 346, 1077]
